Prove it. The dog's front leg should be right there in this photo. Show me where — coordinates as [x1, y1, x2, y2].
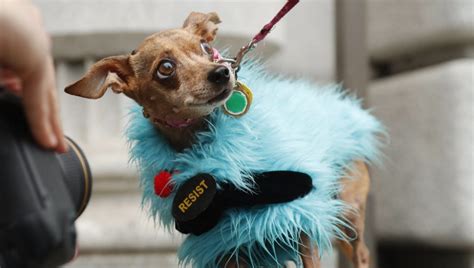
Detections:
[338, 160, 371, 268]
[299, 233, 321, 268]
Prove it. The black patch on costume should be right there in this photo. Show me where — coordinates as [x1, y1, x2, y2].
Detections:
[172, 174, 217, 222]
[173, 171, 313, 236]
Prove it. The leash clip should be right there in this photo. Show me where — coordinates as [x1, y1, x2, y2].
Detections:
[230, 0, 300, 73]
[231, 40, 257, 73]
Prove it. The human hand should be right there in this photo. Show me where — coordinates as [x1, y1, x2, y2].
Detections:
[0, 0, 67, 153]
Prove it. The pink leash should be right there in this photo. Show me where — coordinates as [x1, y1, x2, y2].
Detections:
[230, 0, 300, 70]
[251, 0, 300, 44]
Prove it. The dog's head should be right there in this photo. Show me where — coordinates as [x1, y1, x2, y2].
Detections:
[65, 12, 235, 128]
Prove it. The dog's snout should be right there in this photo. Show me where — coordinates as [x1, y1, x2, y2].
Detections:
[207, 66, 230, 85]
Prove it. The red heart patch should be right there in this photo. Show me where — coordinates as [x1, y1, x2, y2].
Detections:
[154, 170, 174, 198]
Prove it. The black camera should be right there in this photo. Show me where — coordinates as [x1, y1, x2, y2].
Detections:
[0, 89, 92, 268]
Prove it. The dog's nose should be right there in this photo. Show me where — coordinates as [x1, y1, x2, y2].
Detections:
[207, 66, 230, 85]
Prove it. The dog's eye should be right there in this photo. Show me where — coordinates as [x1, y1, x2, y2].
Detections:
[200, 42, 213, 55]
[157, 60, 175, 79]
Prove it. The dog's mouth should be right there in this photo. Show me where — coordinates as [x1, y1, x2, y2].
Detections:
[186, 87, 233, 107]
[207, 88, 232, 105]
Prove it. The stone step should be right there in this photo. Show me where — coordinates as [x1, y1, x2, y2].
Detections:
[369, 58, 474, 247]
[74, 190, 183, 252]
[64, 252, 179, 268]
[34, 0, 285, 59]
[368, 0, 474, 60]
[65, 252, 338, 268]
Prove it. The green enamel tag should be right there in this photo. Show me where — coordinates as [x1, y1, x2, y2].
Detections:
[223, 81, 253, 117]
[225, 91, 247, 114]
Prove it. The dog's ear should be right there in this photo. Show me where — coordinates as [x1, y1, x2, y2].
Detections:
[65, 55, 134, 99]
[183, 12, 221, 42]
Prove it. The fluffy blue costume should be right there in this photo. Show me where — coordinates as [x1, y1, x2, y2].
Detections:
[126, 62, 383, 267]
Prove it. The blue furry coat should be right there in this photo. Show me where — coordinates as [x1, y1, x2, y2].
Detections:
[126, 63, 383, 267]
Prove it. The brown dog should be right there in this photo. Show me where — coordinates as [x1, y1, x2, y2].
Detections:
[65, 12, 371, 268]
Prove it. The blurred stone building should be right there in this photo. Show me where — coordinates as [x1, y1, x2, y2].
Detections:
[32, 0, 473, 267]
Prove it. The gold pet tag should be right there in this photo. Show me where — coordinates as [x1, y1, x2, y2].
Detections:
[223, 81, 253, 117]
